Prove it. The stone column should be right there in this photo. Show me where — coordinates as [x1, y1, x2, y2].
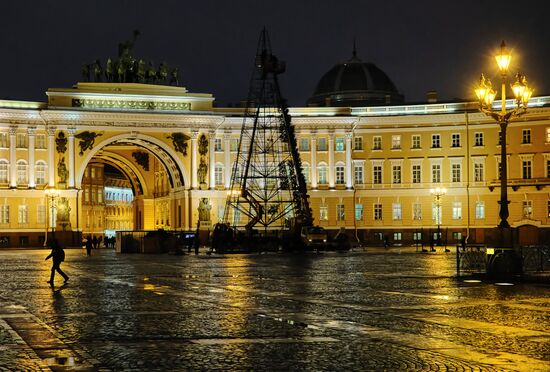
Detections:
[191, 131, 199, 189]
[310, 131, 317, 189]
[9, 126, 17, 188]
[224, 132, 231, 188]
[28, 127, 36, 188]
[345, 132, 353, 189]
[47, 127, 56, 187]
[209, 130, 216, 189]
[328, 131, 335, 189]
[68, 127, 76, 188]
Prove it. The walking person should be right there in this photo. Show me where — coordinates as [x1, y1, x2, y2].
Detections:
[85, 236, 93, 256]
[92, 235, 98, 250]
[45, 239, 69, 286]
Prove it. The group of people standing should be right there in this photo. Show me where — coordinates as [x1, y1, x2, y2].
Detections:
[84, 235, 102, 256]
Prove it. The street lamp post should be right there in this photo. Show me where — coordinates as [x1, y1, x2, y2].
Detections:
[45, 188, 60, 242]
[430, 187, 447, 248]
[474, 41, 533, 230]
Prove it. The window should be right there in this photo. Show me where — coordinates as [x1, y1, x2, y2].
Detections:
[392, 203, 402, 220]
[394, 232, 402, 241]
[391, 135, 401, 149]
[91, 167, 96, 178]
[84, 188, 90, 202]
[35, 161, 46, 185]
[452, 163, 461, 183]
[0, 205, 9, 224]
[474, 132, 484, 146]
[413, 232, 422, 241]
[0, 160, 8, 183]
[36, 134, 46, 149]
[411, 135, 421, 149]
[431, 164, 441, 183]
[355, 204, 363, 221]
[215, 165, 223, 186]
[522, 129, 531, 144]
[214, 138, 222, 152]
[522, 200, 533, 219]
[16, 160, 27, 184]
[318, 164, 328, 184]
[299, 138, 310, 151]
[413, 203, 422, 220]
[335, 137, 344, 151]
[373, 165, 382, 184]
[412, 164, 421, 184]
[317, 138, 327, 151]
[452, 232, 462, 240]
[0, 133, 8, 148]
[522, 160, 532, 179]
[354, 164, 364, 184]
[230, 138, 239, 152]
[18, 205, 28, 224]
[373, 136, 382, 150]
[98, 189, 103, 203]
[547, 159, 550, 178]
[432, 203, 442, 225]
[451, 133, 461, 147]
[16, 133, 27, 148]
[37, 204, 46, 224]
[335, 164, 345, 184]
[392, 165, 401, 184]
[431, 134, 441, 148]
[354, 136, 363, 151]
[336, 204, 345, 221]
[452, 202, 462, 220]
[474, 163, 484, 182]
[374, 203, 382, 220]
[319, 204, 328, 221]
[547, 128, 550, 143]
[475, 201, 485, 219]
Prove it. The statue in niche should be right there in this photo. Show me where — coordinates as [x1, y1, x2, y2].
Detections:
[132, 151, 149, 171]
[56, 197, 71, 231]
[75, 131, 102, 155]
[167, 133, 189, 156]
[198, 134, 208, 156]
[55, 132, 67, 153]
[198, 198, 211, 222]
[197, 158, 207, 185]
[57, 157, 68, 184]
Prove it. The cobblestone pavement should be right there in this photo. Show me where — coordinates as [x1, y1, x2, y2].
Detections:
[0, 248, 548, 371]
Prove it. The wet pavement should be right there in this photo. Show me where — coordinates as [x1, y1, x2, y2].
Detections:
[0, 247, 548, 371]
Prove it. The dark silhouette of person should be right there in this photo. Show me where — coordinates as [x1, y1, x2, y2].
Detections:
[45, 239, 69, 286]
[98, 236, 103, 248]
[85, 236, 93, 256]
[92, 236, 98, 250]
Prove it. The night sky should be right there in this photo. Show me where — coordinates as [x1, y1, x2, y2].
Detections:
[2, 0, 550, 106]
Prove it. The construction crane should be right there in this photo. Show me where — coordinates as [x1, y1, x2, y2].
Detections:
[212, 29, 313, 252]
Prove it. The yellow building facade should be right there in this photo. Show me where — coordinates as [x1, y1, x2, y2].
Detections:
[0, 82, 548, 247]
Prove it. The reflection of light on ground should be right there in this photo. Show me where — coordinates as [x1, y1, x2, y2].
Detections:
[495, 282, 514, 286]
[143, 281, 171, 295]
[463, 279, 482, 283]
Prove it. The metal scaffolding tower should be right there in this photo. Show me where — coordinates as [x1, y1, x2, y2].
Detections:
[221, 29, 312, 239]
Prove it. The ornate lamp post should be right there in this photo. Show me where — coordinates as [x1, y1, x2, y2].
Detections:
[430, 187, 446, 247]
[474, 41, 533, 230]
[45, 188, 60, 241]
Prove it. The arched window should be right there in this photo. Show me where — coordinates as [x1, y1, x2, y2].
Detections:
[318, 162, 328, 185]
[0, 160, 8, 183]
[16, 160, 28, 184]
[35, 161, 46, 185]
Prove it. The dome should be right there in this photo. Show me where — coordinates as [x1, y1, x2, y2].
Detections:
[308, 50, 404, 107]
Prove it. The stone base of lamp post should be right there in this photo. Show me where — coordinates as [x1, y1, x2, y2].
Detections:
[486, 226, 522, 277]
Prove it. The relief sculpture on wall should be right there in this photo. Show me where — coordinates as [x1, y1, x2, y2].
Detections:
[75, 131, 102, 155]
